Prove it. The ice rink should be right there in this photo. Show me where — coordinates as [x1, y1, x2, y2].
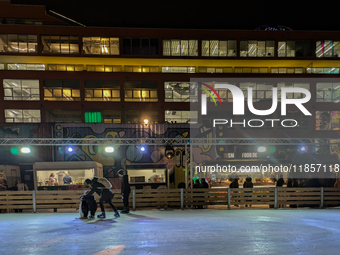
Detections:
[1, 208, 340, 255]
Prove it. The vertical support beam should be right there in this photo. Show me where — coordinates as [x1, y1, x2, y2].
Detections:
[181, 188, 184, 210]
[227, 188, 231, 209]
[32, 190, 36, 213]
[274, 187, 278, 209]
[190, 143, 193, 189]
[132, 189, 136, 211]
[185, 143, 188, 188]
[320, 187, 324, 209]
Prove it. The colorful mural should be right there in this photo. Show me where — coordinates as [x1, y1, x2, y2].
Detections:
[53, 123, 221, 187]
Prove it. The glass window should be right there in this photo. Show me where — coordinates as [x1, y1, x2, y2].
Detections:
[163, 39, 198, 56]
[164, 82, 194, 102]
[124, 66, 159, 72]
[240, 40, 274, 57]
[41, 35, 79, 54]
[306, 67, 339, 74]
[84, 80, 120, 102]
[316, 111, 340, 130]
[161, 66, 195, 73]
[3, 79, 40, 101]
[278, 40, 312, 57]
[165, 110, 197, 123]
[82, 37, 119, 55]
[48, 64, 83, 71]
[8, 63, 45, 70]
[45, 110, 81, 123]
[123, 38, 158, 55]
[0, 34, 37, 53]
[240, 82, 273, 102]
[277, 82, 310, 101]
[198, 67, 232, 73]
[316, 83, 340, 102]
[202, 40, 236, 57]
[125, 110, 158, 123]
[5, 109, 40, 123]
[44, 80, 80, 101]
[271, 67, 304, 74]
[124, 81, 158, 102]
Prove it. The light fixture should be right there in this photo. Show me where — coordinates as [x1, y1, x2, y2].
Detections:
[140, 146, 146, 152]
[105, 147, 114, 153]
[144, 119, 149, 125]
[299, 146, 306, 152]
[21, 147, 30, 153]
[257, 146, 266, 153]
[67, 147, 73, 152]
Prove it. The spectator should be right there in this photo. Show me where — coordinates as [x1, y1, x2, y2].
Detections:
[0, 172, 8, 190]
[230, 176, 239, 207]
[201, 178, 209, 189]
[276, 175, 284, 187]
[63, 173, 72, 185]
[243, 176, 253, 207]
[117, 169, 131, 214]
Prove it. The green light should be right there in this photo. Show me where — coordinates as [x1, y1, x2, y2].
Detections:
[85, 112, 102, 123]
[10, 147, 19, 155]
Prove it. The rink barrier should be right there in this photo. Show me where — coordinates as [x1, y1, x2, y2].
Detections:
[1, 187, 340, 213]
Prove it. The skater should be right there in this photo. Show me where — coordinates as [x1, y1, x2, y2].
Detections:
[79, 190, 97, 219]
[117, 169, 131, 213]
[84, 177, 120, 219]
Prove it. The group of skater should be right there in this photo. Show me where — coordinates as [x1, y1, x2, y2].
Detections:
[79, 169, 131, 219]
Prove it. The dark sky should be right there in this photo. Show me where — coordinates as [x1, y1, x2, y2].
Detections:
[11, 0, 339, 31]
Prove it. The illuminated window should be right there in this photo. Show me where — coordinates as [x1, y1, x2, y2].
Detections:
[163, 39, 198, 56]
[202, 40, 236, 57]
[271, 67, 303, 74]
[5, 109, 40, 123]
[277, 82, 310, 101]
[240, 82, 273, 102]
[82, 37, 119, 55]
[86, 65, 122, 72]
[124, 66, 159, 72]
[124, 81, 158, 102]
[198, 67, 232, 73]
[234, 67, 268, 73]
[278, 40, 312, 57]
[3, 79, 39, 100]
[316, 40, 339, 58]
[316, 83, 340, 102]
[41, 35, 79, 54]
[306, 67, 339, 74]
[48, 64, 83, 71]
[43, 80, 80, 101]
[161, 66, 195, 73]
[316, 111, 340, 130]
[84, 80, 120, 102]
[240, 40, 274, 57]
[0, 34, 37, 53]
[8, 63, 45, 70]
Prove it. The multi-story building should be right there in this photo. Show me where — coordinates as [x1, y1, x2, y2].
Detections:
[1, 1, 339, 188]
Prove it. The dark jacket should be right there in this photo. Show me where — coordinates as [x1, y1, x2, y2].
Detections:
[230, 180, 239, 188]
[276, 178, 284, 187]
[243, 181, 253, 188]
[84, 177, 114, 201]
[121, 175, 131, 195]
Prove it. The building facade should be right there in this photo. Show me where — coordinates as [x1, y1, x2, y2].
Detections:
[1, 1, 339, 188]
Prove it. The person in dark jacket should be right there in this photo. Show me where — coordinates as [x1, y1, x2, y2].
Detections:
[229, 176, 239, 207]
[117, 169, 131, 214]
[276, 175, 284, 187]
[84, 177, 119, 219]
[243, 176, 253, 207]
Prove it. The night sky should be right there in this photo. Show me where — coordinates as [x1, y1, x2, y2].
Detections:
[11, 0, 339, 31]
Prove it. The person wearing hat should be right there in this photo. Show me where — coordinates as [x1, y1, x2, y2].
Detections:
[117, 169, 131, 214]
[84, 177, 119, 219]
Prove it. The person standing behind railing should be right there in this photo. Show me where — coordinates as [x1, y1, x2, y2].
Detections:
[243, 176, 253, 207]
[0, 172, 8, 191]
[230, 177, 239, 207]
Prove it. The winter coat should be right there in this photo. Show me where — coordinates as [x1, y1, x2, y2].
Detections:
[84, 177, 114, 201]
[121, 175, 131, 195]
